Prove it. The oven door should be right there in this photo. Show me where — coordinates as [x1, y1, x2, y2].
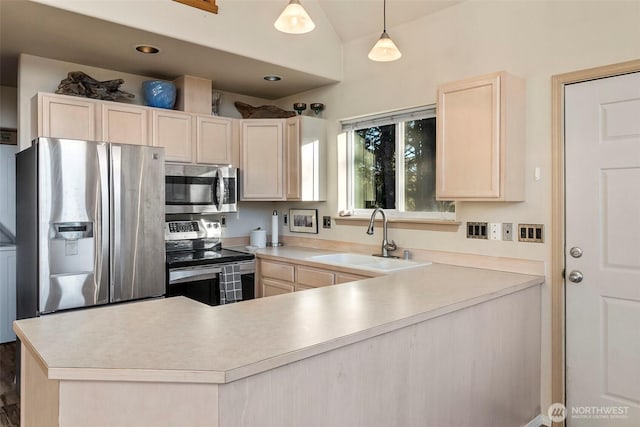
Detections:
[167, 261, 254, 305]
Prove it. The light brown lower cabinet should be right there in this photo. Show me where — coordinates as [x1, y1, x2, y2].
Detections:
[262, 278, 294, 297]
[335, 272, 369, 284]
[258, 258, 373, 298]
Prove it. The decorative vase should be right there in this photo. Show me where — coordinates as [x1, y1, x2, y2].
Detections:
[142, 80, 176, 109]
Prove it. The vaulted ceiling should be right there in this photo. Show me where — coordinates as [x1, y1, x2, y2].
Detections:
[0, 0, 460, 99]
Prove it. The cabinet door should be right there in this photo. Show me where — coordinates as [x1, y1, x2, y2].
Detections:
[240, 120, 284, 200]
[436, 74, 500, 199]
[37, 93, 97, 140]
[101, 103, 149, 146]
[288, 116, 326, 201]
[436, 72, 525, 201]
[335, 272, 369, 284]
[152, 110, 194, 163]
[260, 260, 295, 282]
[294, 283, 315, 292]
[0, 249, 17, 343]
[285, 117, 301, 200]
[196, 116, 233, 165]
[296, 266, 335, 287]
[262, 278, 294, 297]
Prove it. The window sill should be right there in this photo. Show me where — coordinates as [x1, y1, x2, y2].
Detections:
[333, 216, 461, 232]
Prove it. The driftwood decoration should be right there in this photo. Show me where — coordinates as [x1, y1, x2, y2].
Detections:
[234, 102, 296, 119]
[56, 71, 135, 101]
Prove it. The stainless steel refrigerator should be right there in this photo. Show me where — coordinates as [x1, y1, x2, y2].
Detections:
[16, 137, 166, 317]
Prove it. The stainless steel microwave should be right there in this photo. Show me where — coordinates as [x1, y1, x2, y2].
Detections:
[165, 164, 238, 213]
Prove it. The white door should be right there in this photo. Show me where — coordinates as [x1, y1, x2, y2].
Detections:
[565, 71, 640, 425]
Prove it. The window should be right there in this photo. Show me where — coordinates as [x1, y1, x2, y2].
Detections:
[342, 106, 455, 219]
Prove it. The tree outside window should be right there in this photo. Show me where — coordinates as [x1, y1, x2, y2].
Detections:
[347, 111, 454, 218]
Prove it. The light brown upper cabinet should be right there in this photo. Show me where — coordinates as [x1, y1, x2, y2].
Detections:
[33, 92, 97, 141]
[285, 116, 326, 201]
[436, 71, 525, 201]
[33, 93, 238, 166]
[151, 109, 194, 163]
[241, 116, 326, 201]
[153, 112, 236, 165]
[240, 119, 285, 200]
[196, 116, 234, 165]
[100, 103, 149, 146]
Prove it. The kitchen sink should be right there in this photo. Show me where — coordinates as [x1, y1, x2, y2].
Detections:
[307, 253, 430, 273]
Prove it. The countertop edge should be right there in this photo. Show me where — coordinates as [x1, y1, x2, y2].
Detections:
[18, 277, 543, 384]
[220, 277, 543, 383]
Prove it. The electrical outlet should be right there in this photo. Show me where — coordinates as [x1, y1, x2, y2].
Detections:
[489, 223, 502, 240]
[502, 223, 513, 241]
[322, 216, 331, 229]
[283, 214, 288, 225]
[220, 215, 227, 227]
[466, 222, 488, 239]
[518, 224, 544, 243]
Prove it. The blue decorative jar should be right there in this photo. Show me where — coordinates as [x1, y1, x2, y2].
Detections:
[142, 80, 176, 109]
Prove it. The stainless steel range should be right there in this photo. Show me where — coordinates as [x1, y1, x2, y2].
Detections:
[165, 219, 255, 306]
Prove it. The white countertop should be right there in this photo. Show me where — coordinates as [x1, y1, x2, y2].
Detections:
[14, 260, 543, 385]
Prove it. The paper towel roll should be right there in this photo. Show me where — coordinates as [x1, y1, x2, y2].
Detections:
[250, 229, 267, 248]
[271, 210, 279, 245]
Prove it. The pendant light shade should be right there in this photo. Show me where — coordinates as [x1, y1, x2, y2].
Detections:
[368, 0, 401, 62]
[368, 31, 402, 62]
[274, 0, 315, 34]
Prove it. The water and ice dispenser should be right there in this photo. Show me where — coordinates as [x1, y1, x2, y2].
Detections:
[48, 222, 95, 275]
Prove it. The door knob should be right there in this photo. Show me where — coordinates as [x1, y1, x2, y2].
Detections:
[568, 270, 583, 283]
[569, 247, 583, 258]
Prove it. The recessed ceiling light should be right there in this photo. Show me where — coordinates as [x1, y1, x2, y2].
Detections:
[135, 45, 160, 54]
[264, 75, 282, 81]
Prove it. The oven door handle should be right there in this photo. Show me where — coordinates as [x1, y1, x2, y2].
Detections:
[169, 267, 222, 284]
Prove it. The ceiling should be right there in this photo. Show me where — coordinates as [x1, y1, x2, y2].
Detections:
[0, 0, 460, 100]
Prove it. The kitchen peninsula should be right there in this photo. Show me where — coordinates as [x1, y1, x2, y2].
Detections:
[14, 262, 543, 427]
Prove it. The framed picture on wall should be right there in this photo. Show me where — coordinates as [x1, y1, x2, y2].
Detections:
[289, 209, 318, 234]
[0, 128, 17, 145]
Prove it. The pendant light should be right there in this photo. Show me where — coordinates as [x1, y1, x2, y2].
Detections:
[274, 0, 315, 34]
[368, 0, 402, 62]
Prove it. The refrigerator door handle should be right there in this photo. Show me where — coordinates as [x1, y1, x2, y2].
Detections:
[97, 143, 110, 305]
[111, 144, 122, 298]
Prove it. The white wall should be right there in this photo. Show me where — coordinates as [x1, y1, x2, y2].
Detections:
[0, 86, 17, 129]
[29, 0, 343, 82]
[272, 0, 640, 411]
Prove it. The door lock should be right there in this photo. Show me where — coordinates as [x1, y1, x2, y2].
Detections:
[569, 247, 583, 258]
[568, 270, 583, 283]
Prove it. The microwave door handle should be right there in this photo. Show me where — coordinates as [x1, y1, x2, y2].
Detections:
[216, 168, 224, 212]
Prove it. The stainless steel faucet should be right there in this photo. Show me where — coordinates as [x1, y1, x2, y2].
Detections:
[366, 207, 398, 258]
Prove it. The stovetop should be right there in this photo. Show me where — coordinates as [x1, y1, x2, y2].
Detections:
[166, 247, 254, 268]
[165, 218, 254, 268]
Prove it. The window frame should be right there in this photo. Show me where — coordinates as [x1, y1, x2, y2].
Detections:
[342, 106, 455, 221]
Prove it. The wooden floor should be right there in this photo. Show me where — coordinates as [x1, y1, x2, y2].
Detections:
[0, 342, 19, 427]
